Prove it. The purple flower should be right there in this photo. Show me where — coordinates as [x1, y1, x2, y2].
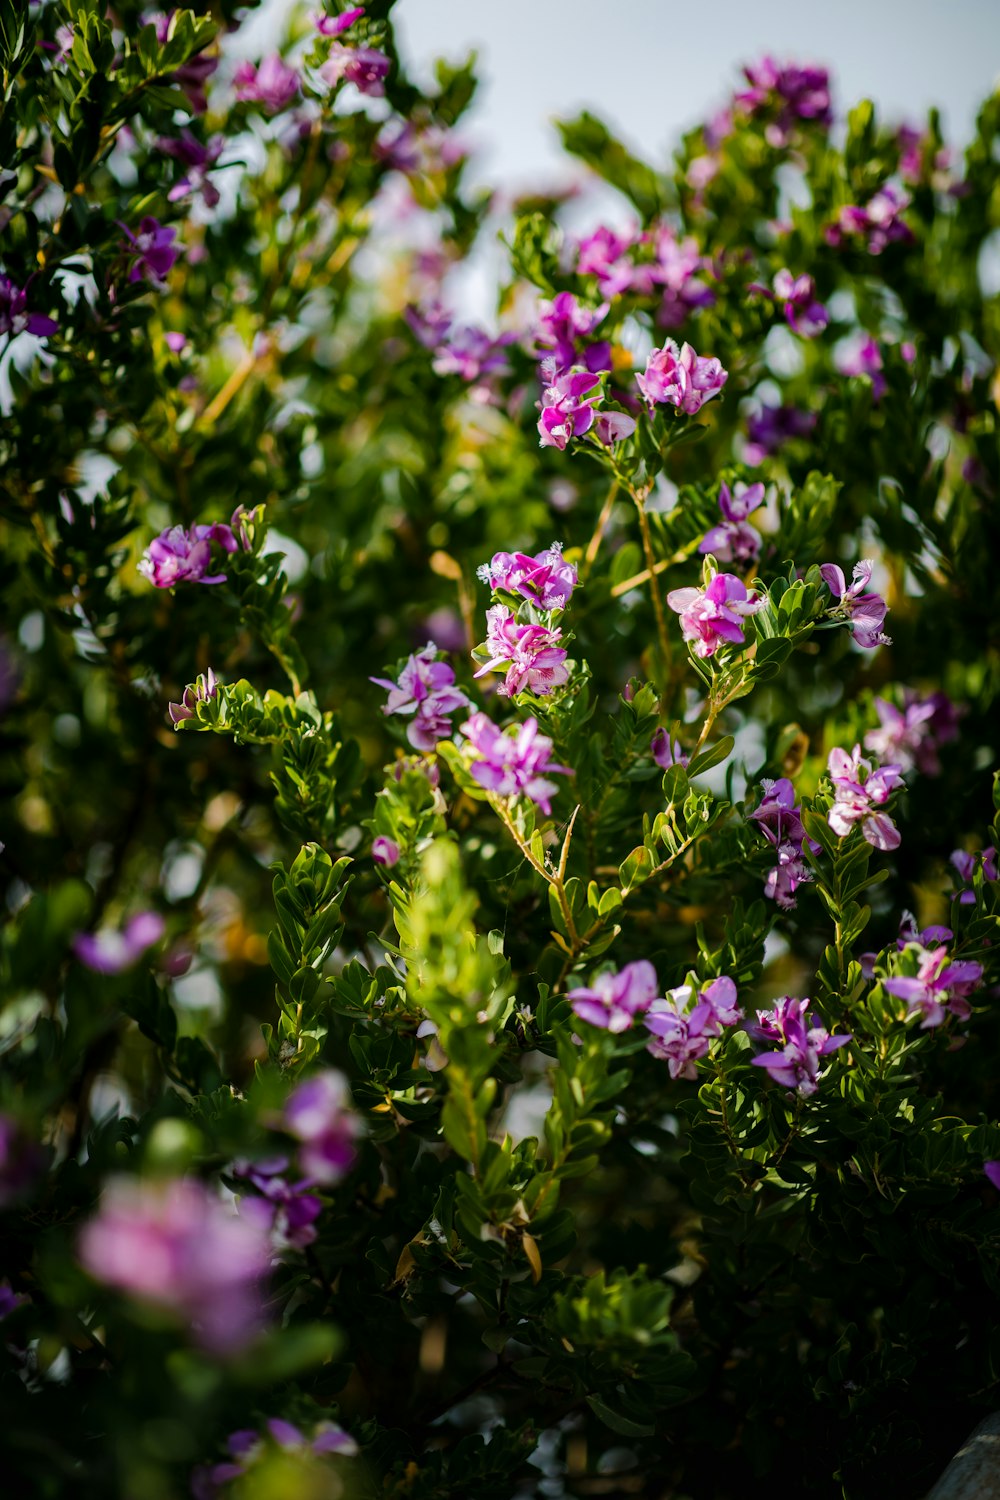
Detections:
[460, 712, 570, 815]
[595, 410, 636, 446]
[0, 275, 58, 339]
[474, 605, 570, 697]
[120, 216, 180, 287]
[826, 185, 913, 255]
[168, 667, 220, 727]
[749, 997, 851, 1096]
[735, 57, 832, 143]
[666, 573, 763, 659]
[648, 224, 716, 328]
[320, 43, 391, 96]
[568, 960, 658, 1033]
[234, 1159, 322, 1250]
[637, 339, 727, 415]
[78, 1177, 270, 1352]
[432, 324, 514, 385]
[0, 1116, 47, 1207]
[371, 645, 470, 750]
[192, 1418, 358, 1499]
[158, 131, 224, 208]
[835, 334, 887, 400]
[283, 1071, 359, 1185]
[233, 57, 300, 113]
[477, 543, 577, 612]
[820, 559, 891, 648]
[751, 269, 828, 338]
[651, 729, 688, 770]
[0, 1280, 27, 1320]
[537, 368, 602, 450]
[698, 975, 743, 1030]
[643, 990, 715, 1079]
[883, 944, 984, 1028]
[865, 690, 960, 776]
[827, 745, 904, 851]
[536, 292, 610, 376]
[150, 11, 218, 113]
[315, 7, 366, 37]
[744, 404, 816, 466]
[748, 778, 820, 910]
[896, 911, 953, 949]
[371, 836, 400, 867]
[698, 481, 764, 565]
[72, 912, 165, 974]
[950, 846, 998, 905]
[984, 1163, 1000, 1192]
[140, 521, 238, 587]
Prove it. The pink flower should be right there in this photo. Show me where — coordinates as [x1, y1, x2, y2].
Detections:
[951, 846, 998, 905]
[460, 713, 570, 815]
[321, 43, 391, 96]
[72, 912, 165, 974]
[651, 729, 688, 770]
[371, 836, 400, 867]
[477, 543, 577, 612]
[883, 945, 984, 1029]
[78, 1177, 271, 1352]
[314, 7, 365, 37]
[666, 573, 763, 658]
[636, 339, 727, 415]
[820, 559, 891, 647]
[233, 57, 300, 114]
[865, 690, 960, 776]
[168, 667, 220, 727]
[595, 410, 636, 446]
[371, 645, 470, 750]
[537, 368, 602, 450]
[535, 291, 610, 376]
[826, 185, 912, 255]
[158, 131, 224, 209]
[644, 991, 715, 1079]
[698, 481, 764, 565]
[120, 216, 181, 287]
[750, 268, 828, 338]
[139, 521, 239, 587]
[283, 1071, 359, 1185]
[749, 997, 851, 1097]
[834, 334, 887, 400]
[569, 960, 659, 1033]
[474, 605, 570, 697]
[827, 745, 904, 851]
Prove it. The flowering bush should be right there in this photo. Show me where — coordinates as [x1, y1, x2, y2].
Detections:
[2, 5, 1000, 1498]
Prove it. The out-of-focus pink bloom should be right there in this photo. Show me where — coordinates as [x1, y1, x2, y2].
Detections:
[314, 7, 365, 37]
[0, 1280, 27, 1320]
[283, 1071, 359, 1185]
[826, 184, 913, 255]
[734, 57, 832, 145]
[192, 1418, 358, 1499]
[169, 668, 220, 727]
[747, 777, 818, 910]
[575, 224, 639, 297]
[120, 214, 181, 288]
[835, 334, 887, 400]
[985, 1163, 1000, 1192]
[0, 275, 58, 339]
[477, 543, 577, 612]
[371, 645, 470, 751]
[536, 291, 610, 376]
[431, 324, 515, 385]
[820, 559, 891, 647]
[667, 573, 762, 658]
[827, 745, 904, 851]
[568, 960, 658, 1033]
[233, 57, 300, 113]
[744, 404, 815, 465]
[637, 339, 727, 415]
[460, 713, 570, 815]
[698, 481, 764, 565]
[158, 130, 224, 208]
[951, 846, 998, 906]
[73, 912, 165, 974]
[896, 911, 953, 950]
[537, 367, 602, 449]
[884, 944, 984, 1028]
[140, 521, 239, 587]
[234, 1159, 322, 1251]
[474, 605, 569, 697]
[78, 1177, 271, 1352]
[647, 224, 716, 327]
[750, 268, 828, 338]
[321, 42, 390, 96]
[651, 729, 688, 770]
[749, 997, 850, 1096]
[371, 836, 400, 867]
[865, 690, 960, 776]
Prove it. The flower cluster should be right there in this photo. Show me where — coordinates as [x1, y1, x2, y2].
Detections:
[820, 559, 890, 648]
[140, 518, 241, 588]
[537, 367, 603, 449]
[168, 667, 220, 727]
[78, 1177, 271, 1352]
[461, 713, 570, 815]
[535, 292, 610, 376]
[317, 7, 391, 96]
[883, 943, 984, 1029]
[667, 573, 762, 658]
[826, 185, 913, 255]
[750, 269, 828, 338]
[573, 222, 715, 327]
[748, 998, 851, 1096]
[733, 57, 833, 143]
[864, 689, 960, 776]
[748, 777, 818, 910]
[474, 606, 569, 697]
[698, 481, 764, 566]
[568, 964, 742, 1079]
[372, 645, 470, 750]
[192, 1418, 358, 1499]
[72, 911, 165, 974]
[827, 745, 904, 851]
[477, 543, 578, 611]
[637, 339, 727, 414]
[235, 1160, 322, 1251]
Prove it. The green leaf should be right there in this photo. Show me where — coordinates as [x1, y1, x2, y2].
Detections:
[688, 735, 735, 778]
[585, 1395, 655, 1437]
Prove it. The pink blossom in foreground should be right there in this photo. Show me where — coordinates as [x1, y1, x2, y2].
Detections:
[537, 367, 602, 449]
[820, 559, 891, 648]
[883, 944, 984, 1028]
[0, 275, 58, 339]
[283, 1071, 360, 1185]
[748, 997, 851, 1097]
[864, 690, 960, 776]
[637, 339, 727, 415]
[698, 481, 764, 566]
[477, 543, 577, 612]
[233, 57, 300, 114]
[72, 912, 165, 974]
[827, 745, 904, 851]
[667, 573, 763, 658]
[568, 960, 659, 1033]
[168, 667, 220, 727]
[140, 521, 239, 587]
[78, 1177, 271, 1352]
[371, 645, 470, 751]
[474, 605, 570, 697]
[460, 713, 570, 815]
[371, 836, 400, 867]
